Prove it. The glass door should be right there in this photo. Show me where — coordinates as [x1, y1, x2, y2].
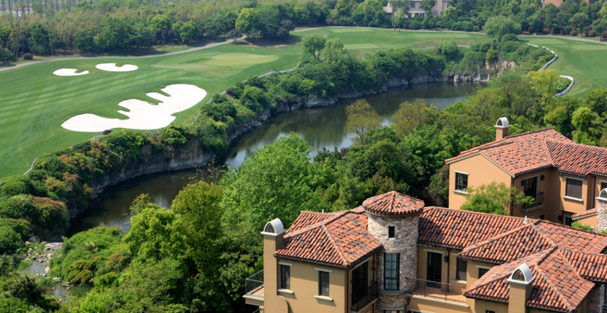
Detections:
[426, 252, 442, 288]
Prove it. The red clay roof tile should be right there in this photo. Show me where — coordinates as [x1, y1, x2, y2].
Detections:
[572, 208, 598, 220]
[362, 191, 424, 216]
[546, 140, 607, 177]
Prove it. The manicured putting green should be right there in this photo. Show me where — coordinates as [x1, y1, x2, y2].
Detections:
[0, 27, 605, 178]
[206, 53, 279, 66]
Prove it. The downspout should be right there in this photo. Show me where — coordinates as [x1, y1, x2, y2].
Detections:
[510, 177, 515, 216]
[592, 175, 596, 209]
[346, 265, 350, 313]
[446, 248, 451, 293]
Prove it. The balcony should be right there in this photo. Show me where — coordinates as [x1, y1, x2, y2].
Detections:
[522, 192, 544, 212]
[244, 270, 264, 303]
[411, 279, 466, 303]
[351, 281, 378, 312]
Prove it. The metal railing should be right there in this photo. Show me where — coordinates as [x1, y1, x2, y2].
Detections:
[245, 270, 264, 298]
[409, 278, 466, 303]
[522, 192, 544, 210]
[351, 281, 378, 312]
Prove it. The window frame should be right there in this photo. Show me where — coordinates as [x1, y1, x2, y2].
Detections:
[539, 213, 546, 220]
[384, 253, 400, 290]
[318, 271, 330, 297]
[565, 214, 573, 226]
[565, 177, 583, 200]
[279, 264, 291, 290]
[455, 257, 467, 281]
[478, 267, 489, 278]
[522, 176, 538, 200]
[454, 172, 469, 192]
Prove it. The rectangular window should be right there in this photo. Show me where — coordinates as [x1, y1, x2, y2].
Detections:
[280, 265, 290, 290]
[456, 257, 467, 281]
[566, 178, 583, 199]
[539, 213, 546, 220]
[388, 226, 395, 238]
[522, 177, 538, 200]
[455, 173, 468, 192]
[410, 2, 415, 7]
[479, 267, 489, 278]
[486, 311, 496, 313]
[319, 271, 330, 296]
[384, 253, 399, 290]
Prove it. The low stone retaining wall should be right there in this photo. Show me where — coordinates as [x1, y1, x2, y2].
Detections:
[531, 44, 575, 98]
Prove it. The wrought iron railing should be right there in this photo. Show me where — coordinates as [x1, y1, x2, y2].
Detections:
[409, 278, 466, 303]
[522, 192, 544, 210]
[245, 270, 264, 298]
[351, 281, 378, 312]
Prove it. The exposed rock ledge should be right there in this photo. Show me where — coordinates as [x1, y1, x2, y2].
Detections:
[71, 73, 489, 219]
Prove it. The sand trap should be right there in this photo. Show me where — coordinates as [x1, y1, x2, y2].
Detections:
[61, 84, 206, 132]
[53, 68, 89, 76]
[96, 63, 138, 72]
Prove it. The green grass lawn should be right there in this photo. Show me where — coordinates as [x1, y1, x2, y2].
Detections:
[0, 27, 604, 178]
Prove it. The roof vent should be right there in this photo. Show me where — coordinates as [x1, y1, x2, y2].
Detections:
[495, 117, 509, 128]
[524, 216, 528, 224]
[262, 218, 285, 236]
[508, 264, 534, 284]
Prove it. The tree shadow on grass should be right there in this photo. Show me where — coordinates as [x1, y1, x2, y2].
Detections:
[245, 35, 302, 47]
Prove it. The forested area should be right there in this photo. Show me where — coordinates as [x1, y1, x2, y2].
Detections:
[1, 0, 607, 61]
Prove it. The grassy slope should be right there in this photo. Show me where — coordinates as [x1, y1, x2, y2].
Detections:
[0, 27, 602, 177]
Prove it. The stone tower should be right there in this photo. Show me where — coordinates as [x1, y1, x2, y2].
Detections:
[363, 191, 424, 312]
[588, 189, 607, 313]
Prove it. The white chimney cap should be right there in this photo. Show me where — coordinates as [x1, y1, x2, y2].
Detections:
[495, 117, 509, 129]
[262, 218, 285, 236]
[598, 188, 607, 200]
[507, 263, 535, 285]
[524, 216, 528, 224]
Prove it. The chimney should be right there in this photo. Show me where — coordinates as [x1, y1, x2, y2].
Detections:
[495, 117, 510, 141]
[261, 218, 285, 310]
[596, 189, 607, 232]
[507, 264, 534, 313]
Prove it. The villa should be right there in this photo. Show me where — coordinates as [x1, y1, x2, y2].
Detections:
[383, 0, 450, 17]
[446, 117, 607, 229]
[244, 190, 607, 313]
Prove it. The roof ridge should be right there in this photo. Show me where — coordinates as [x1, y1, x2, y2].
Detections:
[554, 248, 588, 283]
[431, 207, 529, 221]
[531, 221, 559, 248]
[322, 223, 348, 266]
[533, 249, 576, 312]
[542, 139, 556, 168]
[285, 210, 349, 238]
[460, 223, 534, 255]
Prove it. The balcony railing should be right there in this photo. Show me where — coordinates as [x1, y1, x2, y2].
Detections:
[245, 270, 264, 299]
[409, 278, 466, 303]
[522, 192, 545, 211]
[351, 281, 378, 312]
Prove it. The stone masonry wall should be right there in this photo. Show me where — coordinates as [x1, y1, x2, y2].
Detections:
[368, 213, 419, 311]
[587, 284, 604, 313]
[596, 198, 607, 232]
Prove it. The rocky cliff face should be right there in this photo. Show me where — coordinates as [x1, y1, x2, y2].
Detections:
[75, 73, 490, 219]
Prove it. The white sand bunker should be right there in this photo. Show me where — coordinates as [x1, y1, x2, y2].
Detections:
[53, 68, 90, 76]
[96, 63, 138, 72]
[61, 84, 206, 132]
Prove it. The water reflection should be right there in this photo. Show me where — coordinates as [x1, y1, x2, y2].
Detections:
[68, 82, 483, 236]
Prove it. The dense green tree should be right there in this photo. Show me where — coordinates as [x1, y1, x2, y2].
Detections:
[420, 0, 436, 15]
[235, 8, 261, 36]
[460, 182, 534, 215]
[484, 16, 522, 40]
[345, 100, 382, 144]
[302, 34, 326, 59]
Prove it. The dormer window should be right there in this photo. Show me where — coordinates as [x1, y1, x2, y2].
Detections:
[388, 226, 395, 238]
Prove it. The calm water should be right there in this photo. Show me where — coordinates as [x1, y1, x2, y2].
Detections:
[67, 82, 484, 236]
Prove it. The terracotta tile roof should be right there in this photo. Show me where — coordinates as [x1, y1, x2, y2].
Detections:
[445, 128, 573, 176]
[560, 249, 607, 283]
[546, 140, 607, 177]
[458, 223, 553, 264]
[274, 209, 382, 268]
[534, 221, 607, 254]
[465, 248, 595, 313]
[458, 219, 607, 263]
[362, 191, 424, 216]
[418, 207, 526, 250]
[287, 211, 339, 234]
[572, 208, 598, 220]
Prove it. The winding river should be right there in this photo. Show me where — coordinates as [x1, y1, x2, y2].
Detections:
[67, 81, 484, 236]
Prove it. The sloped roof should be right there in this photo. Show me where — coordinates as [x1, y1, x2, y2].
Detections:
[465, 248, 596, 313]
[445, 128, 574, 177]
[362, 191, 424, 216]
[418, 207, 526, 250]
[274, 208, 382, 269]
[572, 208, 598, 220]
[560, 249, 607, 283]
[546, 140, 607, 177]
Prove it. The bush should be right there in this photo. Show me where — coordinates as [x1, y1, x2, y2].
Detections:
[570, 29, 578, 36]
[0, 225, 22, 253]
[589, 30, 596, 37]
[23, 53, 33, 60]
[571, 221, 593, 231]
[501, 33, 518, 42]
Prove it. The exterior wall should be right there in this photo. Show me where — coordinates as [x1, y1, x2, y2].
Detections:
[348, 255, 377, 313]
[368, 212, 419, 311]
[587, 284, 605, 313]
[465, 261, 494, 290]
[448, 154, 512, 210]
[263, 233, 282, 313]
[471, 299, 508, 313]
[511, 169, 555, 220]
[273, 259, 347, 313]
[575, 214, 598, 229]
[598, 198, 607, 232]
[558, 174, 590, 220]
[408, 296, 472, 313]
[542, 0, 563, 7]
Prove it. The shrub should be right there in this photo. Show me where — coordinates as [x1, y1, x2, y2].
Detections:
[102, 129, 112, 135]
[571, 221, 593, 231]
[0, 225, 22, 253]
[589, 30, 595, 37]
[501, 33, 518, 42]
[570, 29, 578, 36]
[0, 176, 35, 197]
[23, 53, 33, 60]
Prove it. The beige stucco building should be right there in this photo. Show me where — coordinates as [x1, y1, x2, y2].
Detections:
[383, 0, 450, 17]
[446, 117, 607, 229]
[244, 191, 607, 313]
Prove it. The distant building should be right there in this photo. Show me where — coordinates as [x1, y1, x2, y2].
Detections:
[383, 0, 450, 18]
[542, 0, 592, 7]
[447, 117, 607, 229]
[244, 191, 607, 313]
